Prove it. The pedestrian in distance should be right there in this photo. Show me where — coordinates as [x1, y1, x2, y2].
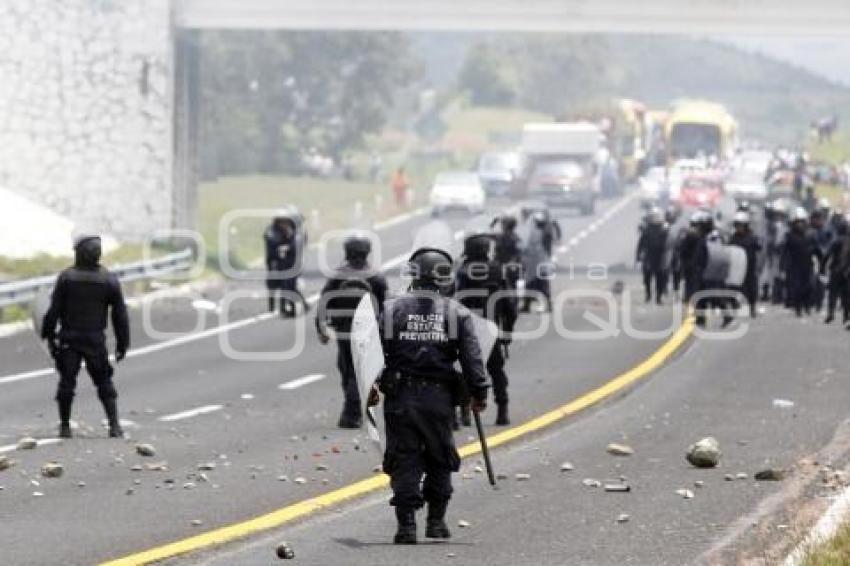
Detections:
[40, 235, 130, 439]
[370, 247, 489, 545]
[391, 166, 410, 210]
[316, 234, 388, 429]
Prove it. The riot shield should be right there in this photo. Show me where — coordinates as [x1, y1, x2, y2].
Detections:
[725, 246, 748, 287]
[350, 294, 386, 449]
[31, 286, 53, 359]
[471, 313, 500, 360]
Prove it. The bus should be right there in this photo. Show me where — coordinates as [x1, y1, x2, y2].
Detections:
[665, 101, 738, 163]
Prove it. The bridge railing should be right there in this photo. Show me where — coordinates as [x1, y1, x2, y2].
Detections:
[0, 248, 195, 308]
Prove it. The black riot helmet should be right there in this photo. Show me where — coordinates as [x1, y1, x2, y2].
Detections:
[463, 234, 491, 260]
[73, 235, 102, 268]
[406, 247, 454, 291]
[343, 233, 372, 264]
[500, 214, 517, 233]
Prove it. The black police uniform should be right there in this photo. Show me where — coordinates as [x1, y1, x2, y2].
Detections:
[729, 229, 762, 317]
[822, 226, 850, 323]
[378, 252, 489, 544]
[316, 259, 388, 428]
[41, 237, 130, 438]
[782, 224, 822, 317]
[455, 238, 517, 425]
[678, 226, 704, 303]
[264, 215, 307, 316]
[636, 221, 669, 304]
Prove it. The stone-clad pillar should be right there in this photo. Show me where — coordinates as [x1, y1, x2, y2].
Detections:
[0, 0, 175, 242]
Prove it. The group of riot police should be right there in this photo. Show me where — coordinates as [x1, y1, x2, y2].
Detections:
[636, 197, 850, 327]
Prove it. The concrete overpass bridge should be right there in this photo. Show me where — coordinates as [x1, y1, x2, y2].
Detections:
[1, 0, 848, 242]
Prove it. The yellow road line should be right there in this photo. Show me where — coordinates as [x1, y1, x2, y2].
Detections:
[101, 317, 695, 566]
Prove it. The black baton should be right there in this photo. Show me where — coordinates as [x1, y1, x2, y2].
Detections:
[473, 408, 497, 487]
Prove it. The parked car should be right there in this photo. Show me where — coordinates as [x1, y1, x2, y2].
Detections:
[477, 151, 522, 196]
[429, 171, 486, 216]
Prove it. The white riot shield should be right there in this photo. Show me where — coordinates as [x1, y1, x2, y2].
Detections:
[703, 241, 730, 282]
[725, 246, 748, 287]
[412, 219, 455, 256]
[350, 294, 386, 449]
[471, 313, 500, 361]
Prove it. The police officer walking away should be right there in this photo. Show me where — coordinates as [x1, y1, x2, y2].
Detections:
[635, 207, 669, 304]
[729, 211, 762, 318]
[375, 248, 489, 544]
[264, 208, 308, 317]
[316, 234, 388, 428]
[455, 232, 517, 426]
[822, 216, 850, 324]
[41, 235, 130, 439]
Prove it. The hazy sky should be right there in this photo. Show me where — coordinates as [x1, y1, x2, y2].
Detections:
[727, 36, 850, 86]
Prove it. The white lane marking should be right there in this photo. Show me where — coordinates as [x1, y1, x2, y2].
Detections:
[158, 404, 223, 422]
[373, 207, 429, 230]
[0, 367, 55, 385]
[577, 230, 588, 240]
[278, 373, 326, 390]
[0, 438, 62, 453]
[568, 237, 579, 246]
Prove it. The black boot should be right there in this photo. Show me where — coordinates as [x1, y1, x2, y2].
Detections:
[102, 397, 124, 438]
[57, 398, 73, 438]
[425, 500, 451, 539]
[495, 403, 510, 426]
[337, 403, 362, 429]
[394, 507, 417, 544]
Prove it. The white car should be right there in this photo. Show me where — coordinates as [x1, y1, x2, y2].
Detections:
[429, 172, 486, 216]
[726, 170, 768, 201]
[639, 166, 682, 205]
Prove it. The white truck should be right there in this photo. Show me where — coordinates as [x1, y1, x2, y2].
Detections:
[516, 122, 603, 215]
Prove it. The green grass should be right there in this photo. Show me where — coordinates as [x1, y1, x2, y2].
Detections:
[198, 174, 428, 267]
[808, 134, 850, 166]
[441, 103, 551, 156]
[802, 521, 850, 566]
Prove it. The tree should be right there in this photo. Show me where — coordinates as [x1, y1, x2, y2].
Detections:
[457, 43, 517, 106]
[200, 31, 420, 175]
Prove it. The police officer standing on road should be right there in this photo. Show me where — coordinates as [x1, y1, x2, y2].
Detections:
[455, 232, 517, 426]
[678, 211, 707, 305]
[492, 213, 523, 292]
[316, 234, 388, 429]
[821, 216, 850, 325]
[729, 211, 762, 318]
[372, 248, 489, 545]
[264, 208, 308, 317]
[782, 207, 823, 317]
[41, 235, 130, 439]
[635, 207, 669, 305]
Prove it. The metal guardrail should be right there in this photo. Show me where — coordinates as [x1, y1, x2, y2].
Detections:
[0, 248, 195, 308]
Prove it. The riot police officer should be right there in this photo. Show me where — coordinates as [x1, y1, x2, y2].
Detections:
[316, 234, 388, 428]
[822, 217, 849, 324]
[678, 210, 707, 304]
[375, 248, 489, 545]
[41, 235, 130, 439]
[492, 213, 523, 291]
[522, 211, 560, 312]
[635, 207, 669, 304]
[264, 208, 308, 317]
[783, 207, 823, 317]
[729, 211, 762, 318]
[455, 232, 517, 426]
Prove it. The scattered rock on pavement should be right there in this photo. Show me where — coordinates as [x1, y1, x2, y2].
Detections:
[755, 468, 786, 481]
[41, 462, 64, 478]
[145, 461, 168, 472]
[135, 443, 156, 457]
[582, 478, 602, 488]
[560, 462, 574, 472]
[0, 456, 14, 471]
[617, 513, 630, 523]
[515, 473, 531, 481]
[686, 437, 721, 468]
[724, 474, 735, 482]
[736, 473, 749, 480]
[606, 443, 634, 456]
[694, 480, 704, 488]
[457, 519, 470, 528]
[604, 484, 631, 492]
[675, 489, 694, 499]
[198, 462, 216, 471]
[275, 542, 295, 560]
[294, 477, 307, 485]
[190, 519, 203, 527]
[16, 437, 37, 450]
[772, 399, 795, 409]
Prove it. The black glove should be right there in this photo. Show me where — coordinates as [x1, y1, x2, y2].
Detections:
[115, 348, 126, 362]
[46, 338, 59, 358]
[471, 396, 487, 413]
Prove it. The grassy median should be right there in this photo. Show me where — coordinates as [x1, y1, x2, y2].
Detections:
[802, 522, 850, 566]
